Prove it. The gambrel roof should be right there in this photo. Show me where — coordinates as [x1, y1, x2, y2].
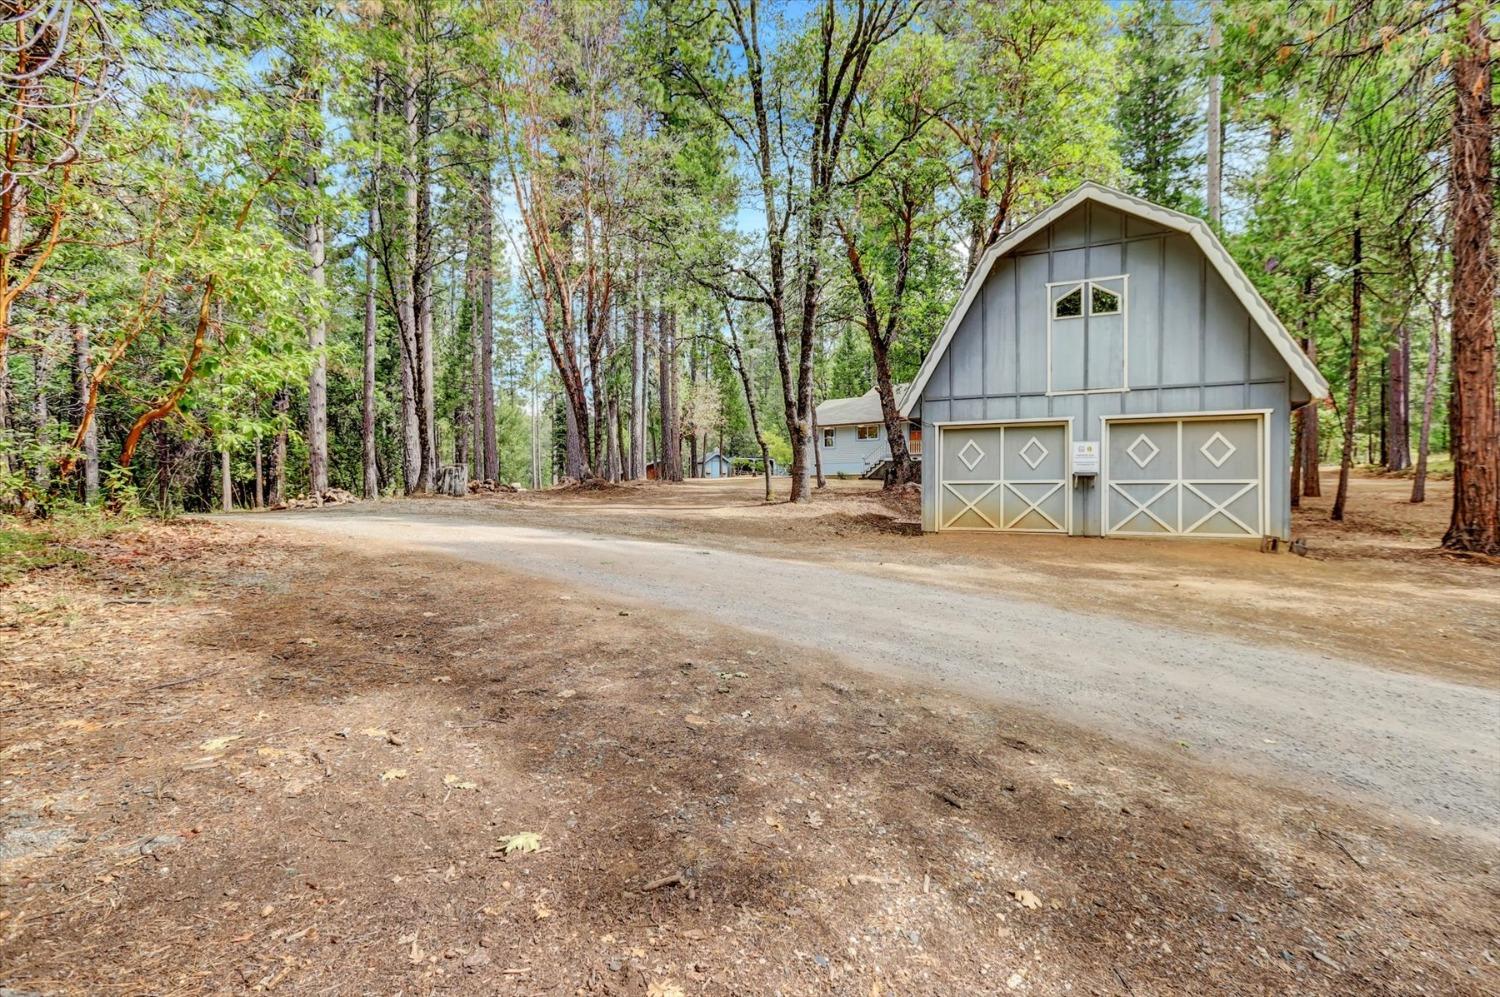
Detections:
[899, 183, 1330, 416]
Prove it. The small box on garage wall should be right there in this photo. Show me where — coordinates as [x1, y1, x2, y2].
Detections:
[1072, 441, 1100, 476]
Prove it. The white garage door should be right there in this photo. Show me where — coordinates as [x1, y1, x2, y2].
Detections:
[1105, 414, 1265, 538]
[938, 422, 1069, 532]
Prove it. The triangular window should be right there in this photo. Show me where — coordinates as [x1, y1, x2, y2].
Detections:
[1053, 287, 1083, 319]
[1091, 285, 1120, 315]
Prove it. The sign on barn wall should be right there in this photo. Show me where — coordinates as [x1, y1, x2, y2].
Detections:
[1072, 441, 1100, 476]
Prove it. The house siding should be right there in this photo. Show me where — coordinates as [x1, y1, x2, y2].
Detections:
[819, 422, 920, 477]
[919, 201, 1295, 539]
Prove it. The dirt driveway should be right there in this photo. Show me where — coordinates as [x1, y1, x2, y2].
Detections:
[451, 471, 1499, 688]
[260, 499, 1500, 835]
[3, 519, 1497, 995]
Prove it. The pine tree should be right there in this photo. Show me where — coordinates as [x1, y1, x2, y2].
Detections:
[1116, 0, 1204, 213]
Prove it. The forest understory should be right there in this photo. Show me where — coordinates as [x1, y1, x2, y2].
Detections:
[2, 480, 1497, 995]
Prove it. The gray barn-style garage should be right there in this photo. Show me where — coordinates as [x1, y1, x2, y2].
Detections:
[900, 183, 1329, 540]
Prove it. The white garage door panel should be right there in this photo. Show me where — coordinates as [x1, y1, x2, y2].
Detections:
[1106, 415, 1264, 538]
[939, 423, 1069, 533]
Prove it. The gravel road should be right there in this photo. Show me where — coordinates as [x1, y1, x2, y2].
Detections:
[257, 507, 1500, 833]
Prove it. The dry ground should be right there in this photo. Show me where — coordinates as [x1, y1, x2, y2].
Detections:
[2, 514, 1497, 995]
[450, 469, 1497, 688]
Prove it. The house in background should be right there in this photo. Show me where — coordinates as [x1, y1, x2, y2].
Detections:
[702, 450, 733, 478]
[814, 385, 922, 478]
[700, 449, 781, 478]
[901, 182, 1328, 540]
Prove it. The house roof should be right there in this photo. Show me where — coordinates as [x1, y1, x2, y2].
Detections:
[898, 183, 1330, 417]
[816, 385, 909, 427]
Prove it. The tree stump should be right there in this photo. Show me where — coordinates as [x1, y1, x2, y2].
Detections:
[437, 464, 469, 497]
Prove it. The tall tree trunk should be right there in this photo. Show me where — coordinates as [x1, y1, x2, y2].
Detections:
[272, 388, 289, 505]
[630, 267, 645, 480]
[480, 165, 498, 482]
[1385, 329, 1411, 471]
[686, 336, 699, 478]
[724, 307, 773, 502]
[870, 336, 916, 485]
[1292, 285, 1313, 509]
[31, 336, 52, 491]
[362, 70, 382, 500]
[466, 232, 483, 477]
[1206, 0, 1222, 226]
[564, 397, 583, 480]
[657, 306, 677, 482]
[1443, 9, 1498, 552]
[306, 151, 329, 498]
[1332, 222, 1362, 521]
[455, 400, 470, 469]
[220, 445, 232, 512]
[254, 437, 264, 509]
[416, 191, 436, 491]
[399, 72, 423, 494]
[1412, 295, 1444, 503]
[72, 316, 98, 503]
[606, 392, 621, 482]
[1302, 302, 1322, 497]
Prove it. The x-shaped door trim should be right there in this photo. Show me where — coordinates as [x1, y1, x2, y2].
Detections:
[942, 481, 1002, 530]
[1004, 481, 1065, 531]
[1181, 481, 1258, 536]
[1108, 480, 1177, 533]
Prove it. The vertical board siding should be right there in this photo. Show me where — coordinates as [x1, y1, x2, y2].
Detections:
[918, 201, 1296, 538]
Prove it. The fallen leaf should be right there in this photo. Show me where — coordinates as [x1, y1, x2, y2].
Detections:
[1007, 970, 1026, 989]
[805, 811, 824, 829]
[1012, 889, 1041, 909]
[380, 769, 408, 782]
[199, 734, 244, 753]
[684, 714, 709, 728]
[359, 727, 390, 740]
[499, 832, 541, 854]
[646, 982, 685, 997]
[557, 689, 577, 699]
[1051, 778, 1074, 790]
[532, 899, 552, 920]
[443, 774, 479, 791]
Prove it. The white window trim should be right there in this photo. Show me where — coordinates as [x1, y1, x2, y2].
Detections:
[1089, 282, 1122, 316]
[1052, 283, 1085, 320]
[1045, 274, 1129, 397]
[822, 427, 836, 447]
[857, 424, 880, 441]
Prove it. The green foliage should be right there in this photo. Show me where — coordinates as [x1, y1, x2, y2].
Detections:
[1116, 1, 1206, 212]
[762, 429, 793, 471]
[0, 0, 1469, 512]
[825, 328, 872, 399]
[0, 527, 85, 583]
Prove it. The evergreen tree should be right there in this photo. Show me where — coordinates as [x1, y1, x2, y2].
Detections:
[825, 328, 873, 399]
[1116, 0, 1205, 213]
